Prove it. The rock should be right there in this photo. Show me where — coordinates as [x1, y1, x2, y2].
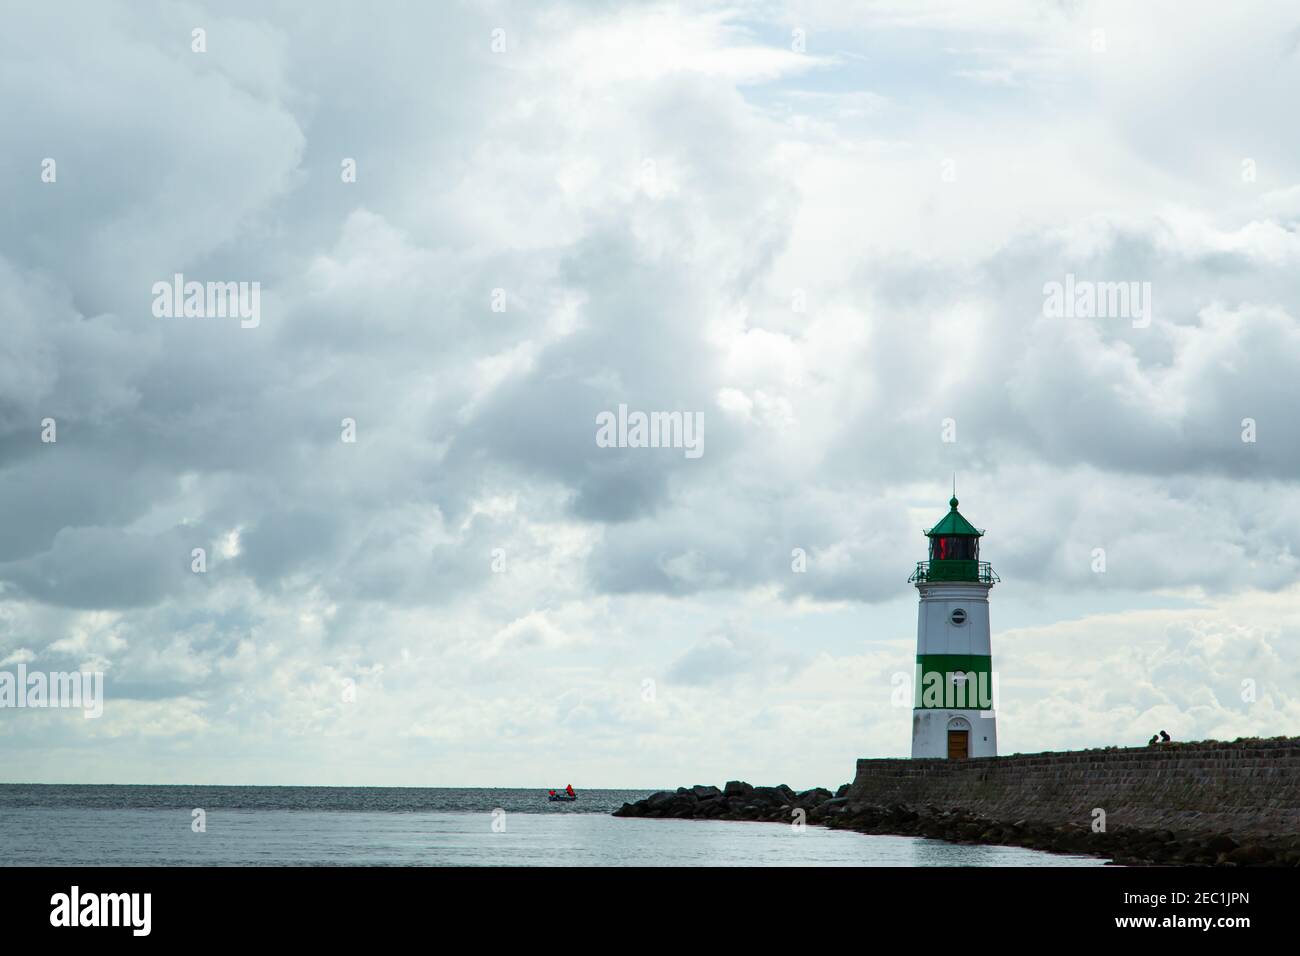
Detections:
[796, 787, 833, 805]
[691, 785, 722, 800]
[1226, 844, 1273, 866]
[723, 780, 754, 798]
[1206, 835, 1238, 854]
[751, 787, 789, 806]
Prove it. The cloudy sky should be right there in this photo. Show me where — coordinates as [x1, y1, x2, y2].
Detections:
[2, 0, 1299, 788]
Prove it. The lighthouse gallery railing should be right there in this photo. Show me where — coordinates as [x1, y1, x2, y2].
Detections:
[908, 560, 1000, 584]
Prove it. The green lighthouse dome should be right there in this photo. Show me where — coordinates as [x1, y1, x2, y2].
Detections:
[926, 496, 982, 540]
[908, 495, 999, 585]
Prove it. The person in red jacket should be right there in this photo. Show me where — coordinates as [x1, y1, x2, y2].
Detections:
[565, 784, 575, 796]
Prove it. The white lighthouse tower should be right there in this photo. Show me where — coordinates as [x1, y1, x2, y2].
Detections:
[908, 495, 998, 759]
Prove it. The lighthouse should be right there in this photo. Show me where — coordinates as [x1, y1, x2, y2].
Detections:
[908, 495, 999, 759]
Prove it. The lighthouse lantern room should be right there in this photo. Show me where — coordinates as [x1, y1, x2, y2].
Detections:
[907, 495, 999, 759]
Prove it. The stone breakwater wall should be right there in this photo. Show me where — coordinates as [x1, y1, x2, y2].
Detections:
[612, 737, 1300, 865]
[847, 737, 1300, 837]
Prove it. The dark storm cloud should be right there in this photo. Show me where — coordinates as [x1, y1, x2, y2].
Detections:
[0, 526, 198, 609]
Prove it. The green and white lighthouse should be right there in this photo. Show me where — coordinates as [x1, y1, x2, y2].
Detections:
[908, 495, 999, 759]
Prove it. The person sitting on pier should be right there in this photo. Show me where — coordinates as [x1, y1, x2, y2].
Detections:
[1147, 734, 1158, 746]
[1159, 730, 1171, 743]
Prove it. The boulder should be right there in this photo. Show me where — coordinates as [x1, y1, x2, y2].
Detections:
[1226, 844, 1273, 866]
[750, 787, 784, 805]
[796, 787, 833, 805]
[1206, 834, 1238, 854]
[723, 780, 754, 798]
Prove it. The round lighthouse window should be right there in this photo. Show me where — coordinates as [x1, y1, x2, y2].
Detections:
[950, 608, 968, 626]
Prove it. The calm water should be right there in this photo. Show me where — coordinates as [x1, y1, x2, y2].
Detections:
[0, 785, 1105, 867]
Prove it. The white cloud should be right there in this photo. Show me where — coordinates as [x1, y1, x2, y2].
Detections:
[2, 0, 1299, 787]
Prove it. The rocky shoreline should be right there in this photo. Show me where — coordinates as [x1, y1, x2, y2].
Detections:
[612, 781, 1300, 866]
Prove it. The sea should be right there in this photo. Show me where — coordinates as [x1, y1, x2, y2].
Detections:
[0, 785, 1105, 866]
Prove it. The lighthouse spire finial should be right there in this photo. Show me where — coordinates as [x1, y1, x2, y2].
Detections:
[950, 473, 958, 510]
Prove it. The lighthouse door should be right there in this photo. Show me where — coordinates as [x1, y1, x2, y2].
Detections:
[947, 730, 969, 759]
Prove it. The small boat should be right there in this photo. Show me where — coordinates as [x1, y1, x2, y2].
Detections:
[547, 787, 578, 802]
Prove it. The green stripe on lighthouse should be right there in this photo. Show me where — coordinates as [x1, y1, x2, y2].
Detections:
[915, 654, 994, 709]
